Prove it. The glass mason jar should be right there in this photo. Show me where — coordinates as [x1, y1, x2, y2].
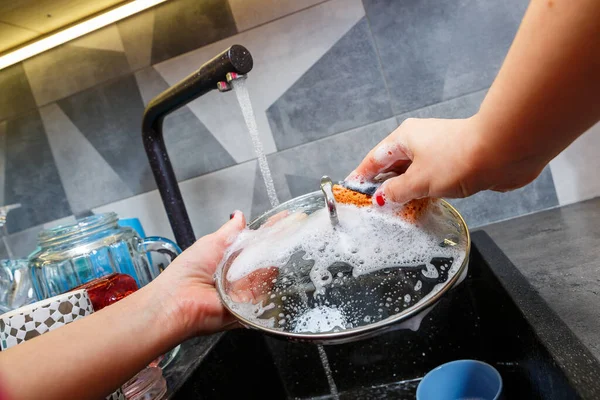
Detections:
[28, 213, 181, 300]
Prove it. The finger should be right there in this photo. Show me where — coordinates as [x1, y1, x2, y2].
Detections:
[372, 170, 430, 206]
[226, 267, 279, 304]
[262, 210, 290, 228]
[182, 211, 247, 269]
[347, 131, 412, 181]
[213, 210, 247, 246]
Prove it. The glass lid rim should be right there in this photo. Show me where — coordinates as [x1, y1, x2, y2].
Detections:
[217, 194, 471, 341]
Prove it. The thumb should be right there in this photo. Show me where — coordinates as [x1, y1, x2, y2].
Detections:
[372, 171, 429, 206]
[183, 211, 246, 267]
[211, 210, 247, 246]
[348, 137, 411, 181]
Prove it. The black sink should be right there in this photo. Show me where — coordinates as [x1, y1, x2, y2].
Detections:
[171, 232, 600, 399]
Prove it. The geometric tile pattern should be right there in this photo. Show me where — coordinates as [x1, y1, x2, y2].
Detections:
[0, 63, 37, 121]
[117, 11, 155, 70]
[133, 67, 170, 106]
[4, 110, 71, 233]
[3, 225, 44, 259]
[70, 25, 125, 53]
[2, 217, 76, 260]
[150, 0, 237, 65]
[250, 163, 273, 220]
[153, 0, 365, 162]
[92, 160, 258, 241]
[40, 103, 133, 214]
[284, 174, 317, 203]
[448, 167, 559, 228]
[0, 0, 580, 242]
[363, 0, 528, 114]
[396, 89, 487, 122]
[229, 0, 325, 31]
[267, 18, 392, 150]
[162, 108, 237, 181]
[92, 188, 174, 240]
[134, 67, 236, 182]
[549, 122, 600, 206]
[57, 74, 155, 195]
[179, 160, 257, 237]
[0, 290, 93, 350]
[23, 39, 131, 107]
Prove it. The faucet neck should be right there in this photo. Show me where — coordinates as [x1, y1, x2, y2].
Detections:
[141, 45, 253, 250]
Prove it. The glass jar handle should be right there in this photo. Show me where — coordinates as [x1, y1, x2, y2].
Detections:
[139, 237, 182, 274]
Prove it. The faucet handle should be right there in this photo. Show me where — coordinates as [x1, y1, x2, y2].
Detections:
[217, 81, 231, 92]
[217, 72, 247, 92]
[320, 176, 339, 227]
[226, 72, 246, 82]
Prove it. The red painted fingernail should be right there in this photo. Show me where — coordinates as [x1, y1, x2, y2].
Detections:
[229, 212, 235, 220]
[375, 192, 386, 206]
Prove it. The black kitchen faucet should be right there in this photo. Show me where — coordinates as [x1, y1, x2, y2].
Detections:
[141, 45, 253, 250]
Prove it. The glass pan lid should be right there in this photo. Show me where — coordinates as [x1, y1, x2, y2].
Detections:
[215, 190, 469, 343]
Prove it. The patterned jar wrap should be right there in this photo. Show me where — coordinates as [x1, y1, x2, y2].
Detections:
[0, 289, 125, 400]
[0, 289, 93, 349]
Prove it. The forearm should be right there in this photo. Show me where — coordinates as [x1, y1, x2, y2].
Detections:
[0, 215, 245, 400]
[0, 281, 184, 400]
[476, 0, 600, 165]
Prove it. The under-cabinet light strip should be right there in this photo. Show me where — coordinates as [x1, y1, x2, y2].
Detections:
[0, 0, 167, 70]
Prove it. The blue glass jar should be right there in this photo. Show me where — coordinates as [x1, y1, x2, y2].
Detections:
[28, 213, 181, 300]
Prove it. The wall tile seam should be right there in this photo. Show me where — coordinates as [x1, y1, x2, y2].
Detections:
[228, 0, 330, 34]
[361, 2, 394, 119]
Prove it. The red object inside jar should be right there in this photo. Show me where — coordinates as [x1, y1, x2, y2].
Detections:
[72, 273, 138, 311]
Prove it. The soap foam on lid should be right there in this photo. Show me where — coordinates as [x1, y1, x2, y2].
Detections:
[218, 202, 467, 333]
[293, 306, 347, 333]
[223, 203, 464, 290]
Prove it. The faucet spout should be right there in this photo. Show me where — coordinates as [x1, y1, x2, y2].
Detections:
[142, 45, 253, 250]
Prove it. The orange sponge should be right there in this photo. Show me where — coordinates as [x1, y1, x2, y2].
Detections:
[332, 185, 372, 207]
[396, 198, 432, 223]
[332, 184, 431, 223]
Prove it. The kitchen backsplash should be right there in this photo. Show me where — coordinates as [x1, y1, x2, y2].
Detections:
[1, 0, 598, 258]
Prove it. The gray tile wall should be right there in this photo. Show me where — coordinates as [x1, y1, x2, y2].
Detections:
[2, 0, 592, 258]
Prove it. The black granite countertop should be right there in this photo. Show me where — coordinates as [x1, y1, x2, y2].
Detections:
[483, 197, 600, 361]
[163, 334, 222, 398]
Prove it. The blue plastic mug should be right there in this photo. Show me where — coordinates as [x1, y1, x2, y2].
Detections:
[118, 218, 147, 238]
[417, 360, 502, 400]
